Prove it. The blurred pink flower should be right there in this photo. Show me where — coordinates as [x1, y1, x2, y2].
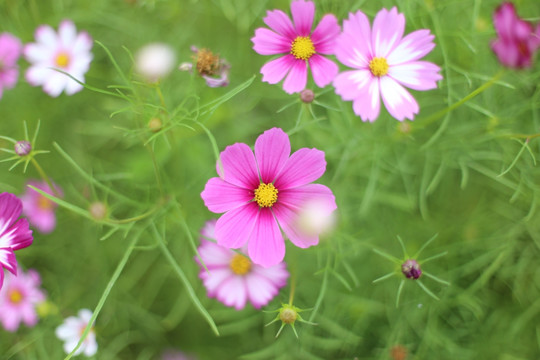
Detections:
[195, 220, 289, 310]
[491, 2, 540, 69]
[0, 193, 33, 290]
[21, 180, 62, 234]
[0, 268, 45, 332]
[251, 0, 340, 94]
[24, 19, 93, 97]
[333, 7, 442, 122]
[0, 33, 22, 99]
[161, 349, 197, 360]
[201, 128, 337, 267]
[55, 309, 97, 357]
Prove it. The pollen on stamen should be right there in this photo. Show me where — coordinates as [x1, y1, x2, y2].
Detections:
[290, 36, 315, 60]
[55, 52, 70, 68]
[254, 183, 278, 207]
[230, 254, 252, 275]
[369, 57, 389, 77]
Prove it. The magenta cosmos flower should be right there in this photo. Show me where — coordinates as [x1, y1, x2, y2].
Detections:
[0, 268, 45, 332]
[201, 127, 337, 267]
[491, 2, 540, 69]
[333, 7, 443, 122]
[195, 220, 289, 310]
[21, 180, 62, 234]
[24, 20, 93, 97]
[251, 0, 340, 94]
[0, 193, 33, 291]
[0, 33, 22, 99]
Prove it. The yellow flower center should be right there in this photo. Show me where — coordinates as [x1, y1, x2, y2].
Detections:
[37, 195, 53, 210]
[290, 36, 315, 60]
[254, 183, 278, 207]
[230, 254, 252, 275]
[8, 289, 23, 304]
[369, 57, 389, 77]
[55, 52, 70, 68]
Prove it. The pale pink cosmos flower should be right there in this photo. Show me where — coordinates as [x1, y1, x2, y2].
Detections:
[0, 268, 46, 332]
[0, 33, 22, 99]
[195, 220, 289, 310]
[0, 193, 33, 291]
[251, 0, 340, 94]
[200, 128, 337, 267]
[333, 7, 443, 122]
[491, 2, 540, 69]
[55, 309, 97, 357]
[24, 20, 93, 97]
[21, 180, 62, 234]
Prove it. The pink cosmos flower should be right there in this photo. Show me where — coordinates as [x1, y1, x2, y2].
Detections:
[195, 220, 289, 310]
[55, 309, 97, 357]
[200, 127, 337, 267]
[24, 20, 93, 97]
[251, 0, 340, 94]
[161, 350, 197, 360]
[333, 8, 443, 122]
[0, 193, 33, 290]
[491, 2, 540, 69]
[0, 268, 45, 332]
[0, 33, 22, 99]
[21, 180, 62, 234]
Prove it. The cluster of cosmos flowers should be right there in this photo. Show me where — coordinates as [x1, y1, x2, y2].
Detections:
[0, 0, 539, 358]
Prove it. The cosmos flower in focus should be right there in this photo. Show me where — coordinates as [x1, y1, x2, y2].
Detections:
[195, 220, 289, 310]
[0, 268, 46, 332]
[135, 43, 176, 82]
[251, 0, 340, 94]
[0, 193, 33, 291]
[21, 180, 62, 234]
[491, 2, 540, 69]
[55, 308, 97, 357]
[179, 46, 230, 87]
[201, 127, 337, 267]
[333, 7, 442, 122]
[24, 20, 93, 97]
[0, 33, 22, 99]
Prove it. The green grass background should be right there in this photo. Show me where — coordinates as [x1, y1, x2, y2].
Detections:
[1, 0, 540, 359]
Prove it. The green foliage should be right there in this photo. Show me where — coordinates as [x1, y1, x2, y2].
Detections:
[1, 0, 540, 359]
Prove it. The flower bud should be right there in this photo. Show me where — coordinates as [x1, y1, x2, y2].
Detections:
[279, 305, 298, 324]
[300, 89, 314, 103]
[401, 259, 422, 279]
[89, 201, 107, 221]
[14, 140, 32, 156]
[148, 117, 162, 132]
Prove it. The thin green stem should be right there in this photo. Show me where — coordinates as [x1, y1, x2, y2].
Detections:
[30, 157, 60, 197]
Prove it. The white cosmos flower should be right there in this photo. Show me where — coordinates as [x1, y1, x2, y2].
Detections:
[55, 309, 97, 357]
[135, 43, 176, 82]
[24, 20, 93, 97]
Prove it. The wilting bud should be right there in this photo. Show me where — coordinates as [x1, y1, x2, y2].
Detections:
[300, 89, 314, 103]
[135, 43, 176, 82]
[14, 140, 32, 156]
[401, 259, 422, 279]
[148, 117, 162, 132]
[89, 201, 107, 221]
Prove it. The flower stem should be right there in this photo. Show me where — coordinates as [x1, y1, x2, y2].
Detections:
[30, 157, 60, 197]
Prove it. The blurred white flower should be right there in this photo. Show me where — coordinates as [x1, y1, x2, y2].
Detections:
[135, 43, 176, 82]
[24, 20, 93, 97]
[55, 309, 97, 357]
[295, 198, 337, 237]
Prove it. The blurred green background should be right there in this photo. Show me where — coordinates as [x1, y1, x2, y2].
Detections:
[1, 0, 540, 359]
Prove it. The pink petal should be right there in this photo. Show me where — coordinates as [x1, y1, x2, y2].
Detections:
[290, 0, 314, 36]
[254, 128, 291, 184]
[248, 208, 284, 268]
[0, 68, 19, 89]
[217, 143, 260, 190]
[201, 177, 253, 214]
[261, 55, 294, 85]
[24, 43, 54, 64]
[29, 209, 56, 234]
[245, 272, 281, 308]
[0, 247, 17, 275]
[73, 32, 93, 54]
[200, 219, 217, 240]
[0, 193, 23, 236]
[333, 69, 380, 122]
[34, 25, 58, 49]
[273, 202, 318, 248]
[379, 76, 419, 121]
[491, 39, 521, 68]
[387, 29, 436, 65]
[42, 71, 68, 97]
[335, 11, 372, 68]
[0, 306, 20, 331]
[309, 54, 338, 88]
[263, 9, 296, 40]
[58, 20, 77, 49]
[274, 148, 326, 190]
[215, 203, 259, 249]
[197, 240, 234, 270]
[282, 58, 307, 94]
[21, 304, 38, 327]
[251, 28, 291, 55]
[200, 267, 233, 297]
[25, 66, 51, 86]
[311, 14, 341, 54]
[388, 61, 442, 91]
[251, 262, 289, 288]
[0, 34, 22, 64]
[372, 7, 405, 58]
[216, 276, 247, 310]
